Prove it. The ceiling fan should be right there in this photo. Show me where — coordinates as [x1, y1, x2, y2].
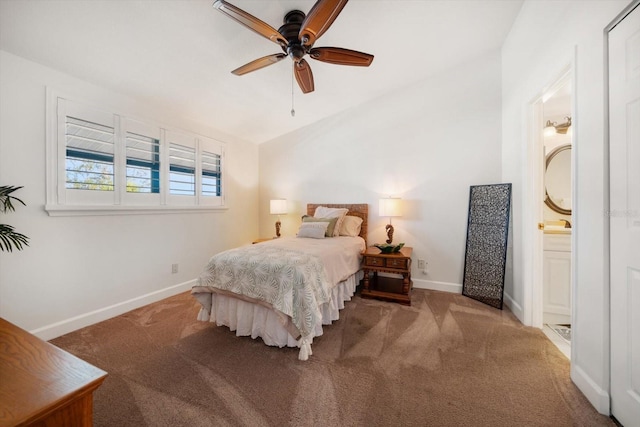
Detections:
[213, 0, 374, 94]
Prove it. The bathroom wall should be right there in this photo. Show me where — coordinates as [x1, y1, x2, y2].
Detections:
[543, 82, 572, 224]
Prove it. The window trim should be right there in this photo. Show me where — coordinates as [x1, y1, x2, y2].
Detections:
[45, 88, 227, 216]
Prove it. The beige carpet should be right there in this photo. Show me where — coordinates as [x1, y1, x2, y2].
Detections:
[51, 289, 614, 426]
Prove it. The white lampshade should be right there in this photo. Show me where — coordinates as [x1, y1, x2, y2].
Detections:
[379, 198, 402, 218]
[270, 199, 287, 215]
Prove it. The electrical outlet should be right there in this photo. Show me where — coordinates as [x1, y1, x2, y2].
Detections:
[417, 259, 425, 269]
[171, 263, 179, 274]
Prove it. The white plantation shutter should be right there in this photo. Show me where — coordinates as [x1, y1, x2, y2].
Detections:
[169, 142, 196, 196]
[47, 94, 226, 214]
[65, 117, 115, 191]
[125, 132, 161, 194]
[58, 99, 117, 206]
[199, 137, 224, 206]
[201, 151, 221, 197]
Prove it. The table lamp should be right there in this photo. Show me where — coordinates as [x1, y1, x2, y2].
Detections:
[379, 197, 402, 244]
[270, 199, 287, 238]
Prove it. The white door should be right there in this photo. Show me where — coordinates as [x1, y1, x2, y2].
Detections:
[609, 3, 640, 426]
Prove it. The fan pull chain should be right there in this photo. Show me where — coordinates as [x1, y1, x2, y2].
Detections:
[291, 66, 296, 117]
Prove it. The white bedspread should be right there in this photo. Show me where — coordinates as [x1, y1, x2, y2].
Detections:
[192, 236, 365, 354]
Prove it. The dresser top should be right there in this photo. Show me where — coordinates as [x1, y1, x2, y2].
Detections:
[0, 318, 107, 426]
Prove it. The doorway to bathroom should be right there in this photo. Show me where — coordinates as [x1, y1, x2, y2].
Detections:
[528, 70, 574, 359]
[540, 76, 573, 358]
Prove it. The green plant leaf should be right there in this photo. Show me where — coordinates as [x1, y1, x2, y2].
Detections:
[1, 185, 29, 252]
[0, 224, 29, 252]
[0, 185, 26, 213]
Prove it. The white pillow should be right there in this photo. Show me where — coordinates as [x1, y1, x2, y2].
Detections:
[302, 215, 338, 237]
[314, 206, 348, 237]
[340, 215, 363, 237]
[296, 222, 328, 239]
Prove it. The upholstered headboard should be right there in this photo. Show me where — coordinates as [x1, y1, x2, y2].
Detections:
[306, 203, 368, 246]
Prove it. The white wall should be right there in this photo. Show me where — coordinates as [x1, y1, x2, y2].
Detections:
[0, 51, 259, 338]
[501, 0, 630, 414]
[259, 51, 504, 294]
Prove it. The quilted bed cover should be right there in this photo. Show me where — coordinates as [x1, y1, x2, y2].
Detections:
[192, 236, 365, 356]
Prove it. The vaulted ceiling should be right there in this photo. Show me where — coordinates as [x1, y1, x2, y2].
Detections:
[0, 0, 523, 144]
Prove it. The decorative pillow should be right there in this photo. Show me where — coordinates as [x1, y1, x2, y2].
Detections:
[302, 215, 338, 237]
[313, 206, 349, 237]
[340, 215, 363, 237]
[296, 222, 328, 239]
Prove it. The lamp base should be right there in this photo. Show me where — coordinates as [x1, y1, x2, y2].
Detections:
[275, 220, 281, 238]
[385, 224, 394, 244]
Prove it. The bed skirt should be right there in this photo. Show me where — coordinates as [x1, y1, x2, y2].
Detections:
[193, 270, 362, 360]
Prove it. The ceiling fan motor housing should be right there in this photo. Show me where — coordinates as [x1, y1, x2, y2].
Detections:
[279, 10, 308, 61]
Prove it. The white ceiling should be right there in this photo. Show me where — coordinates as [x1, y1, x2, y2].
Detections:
[0, 0, 523, 144]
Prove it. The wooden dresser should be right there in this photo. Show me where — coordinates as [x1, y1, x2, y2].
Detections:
[0, 318, 107, 427]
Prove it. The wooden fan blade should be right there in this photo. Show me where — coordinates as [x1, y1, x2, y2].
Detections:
[213, 0, 287, 47]
[309, 47, 374, 66]
[294, 59, 315, 94]
[299, 0, 349, 47]
[231, 54, 287, 76]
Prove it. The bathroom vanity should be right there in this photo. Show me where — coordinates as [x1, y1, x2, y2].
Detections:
[543, 230, 571, 325]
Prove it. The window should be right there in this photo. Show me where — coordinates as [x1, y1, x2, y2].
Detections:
[46, 94, 225, 215]
[65, 117, 115, 192]
[202, 151, 221, 197]
[198, 136, 224, 207]
[125, 132, 160, 194]
[169, 143, 196, 196]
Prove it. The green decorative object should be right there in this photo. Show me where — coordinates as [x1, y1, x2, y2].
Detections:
[373, 243, 404, 254]
[0, 185, 29, 252]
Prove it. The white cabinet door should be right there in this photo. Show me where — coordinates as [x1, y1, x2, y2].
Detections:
[543, 250, 571, 325]
[609, 3, 640, 425]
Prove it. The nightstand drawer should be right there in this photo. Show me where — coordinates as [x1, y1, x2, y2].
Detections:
[386, 257, 408, 269]
[364, 256, 385, 267]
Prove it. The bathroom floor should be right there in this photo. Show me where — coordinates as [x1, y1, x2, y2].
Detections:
[543, 324, 571, 359]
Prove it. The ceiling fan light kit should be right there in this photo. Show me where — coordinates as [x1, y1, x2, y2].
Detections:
[213, 0, 374, 95]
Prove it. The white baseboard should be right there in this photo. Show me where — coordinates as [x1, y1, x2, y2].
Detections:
[413, 278, 462, 294]
[571, 364, 611, 415]
[503, 291, 524, 321]
[31, 279, 197, 341]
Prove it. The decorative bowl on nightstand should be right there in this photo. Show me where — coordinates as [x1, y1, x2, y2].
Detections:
[373, 243, 405, 254]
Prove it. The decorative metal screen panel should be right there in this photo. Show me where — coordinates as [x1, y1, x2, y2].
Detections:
[462, 183, 512, 309]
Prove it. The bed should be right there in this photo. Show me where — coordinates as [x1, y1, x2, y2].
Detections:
[192, 203, 368, 360]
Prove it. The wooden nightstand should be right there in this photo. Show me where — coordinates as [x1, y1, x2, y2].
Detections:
[361, 246, 413, 305]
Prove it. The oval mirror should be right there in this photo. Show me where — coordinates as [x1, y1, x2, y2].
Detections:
[544, 144, 571, 215]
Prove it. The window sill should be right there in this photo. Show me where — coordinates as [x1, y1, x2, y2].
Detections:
[45, 204, 228, 217]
